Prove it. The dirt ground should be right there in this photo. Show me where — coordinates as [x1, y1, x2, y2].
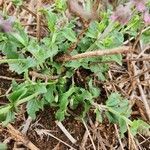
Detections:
[0, 64, 149, 149]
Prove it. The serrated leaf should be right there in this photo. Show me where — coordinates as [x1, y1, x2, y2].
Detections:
[65, 60, 81, 69]
[2, 111, 15, 126]
[33, 84, 47, 94]
[106, 93, 121, 107]
[47, 44, 59, 59]
[110, 54, 122, 65]
[56, 86, 75, 121]
[95, 108, 103, 123]
[88, 79, 100, 98]
[10, 32, 28, 47]
[89, 63, 108, 81]
[119, 118, 127, 138]
[55, 110, 66, 121]
[111, 31, 124, 47]
[44, 85, 55, 103]
[141, 29, 150, 45]
[9, 57, 36, 74]
[62, 28, 77, 42]
[1, 42, 19, 59]
[81, 101, 91, 118]
[105, 111, 118, 123]
[97, 72, 106, 81]
[41, 10, 57, 32]
[55, 0, 67, 11]
[0, 105, 11, 116]
[7, 87, 27, 103]
[130, 120, 150, 136]
[26, 99, 40, 119]
[86, 22, 98, 39]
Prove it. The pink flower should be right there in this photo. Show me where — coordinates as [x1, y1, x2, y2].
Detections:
[143, 11, 150, 24]
[132, 0, 146, 12]
[111, 4, 132, 25]
[0, 15, 13, 33]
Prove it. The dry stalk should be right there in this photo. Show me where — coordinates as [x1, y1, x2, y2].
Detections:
[25, 0, 35, 32]
[21, 117, 32, 135]
[55, 121, 77, 144]
[88, 118, 108, 150]
[29, 71, 59, 80]
[132, 63, 150, 121]
[21, 5, 47, 28]
[57, 46, 131, 62]
[36, 0, 42, 42]
[0, 75, 24, 81]
[127, 125, 138, 150]
[7, 124, 40, 150]
[114, 124, 125, 150]
[82, 119, 96, 150]
[80, 130, 88, 150]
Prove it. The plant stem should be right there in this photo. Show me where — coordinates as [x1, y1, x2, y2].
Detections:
[16, 92, 39, 106]
[0, 59, 29, 64]
[59, 46, 131, 62]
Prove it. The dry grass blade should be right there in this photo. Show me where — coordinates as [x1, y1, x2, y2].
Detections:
[55, 121, 77, 144]
[82, 119, 96, 150]
[21, 117, 32, 135]
[132, 63, 150, 121]
[80, 130, 88, 150]
[35, 128, 76, 150]
[114, 124, 125, 150]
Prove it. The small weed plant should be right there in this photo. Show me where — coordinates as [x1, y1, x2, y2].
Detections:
[0, 0, 150, 138]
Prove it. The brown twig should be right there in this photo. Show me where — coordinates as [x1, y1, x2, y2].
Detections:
[21, 5, 47, 28]
[132, 63, 150, 121]
[36, 0, 42, 42]
[114, 124, 125, 150]
[82, 119, 96, 150]
[21, 5, 37, 18]
[29, 71, 59, 80]
[89, 57, 150, 66]
[57, 46, 131, 62]
[7, 124, 39, 150]
[121, 68, 150, 85]
[80, 130, 89, 150]
[0, 75, 24, 81]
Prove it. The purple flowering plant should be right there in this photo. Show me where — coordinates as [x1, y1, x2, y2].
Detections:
[132, 0, 147, 12]
[0, 15, 13, 33]
[110, 0, 150, 25]
[110, 3, 132, 25]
